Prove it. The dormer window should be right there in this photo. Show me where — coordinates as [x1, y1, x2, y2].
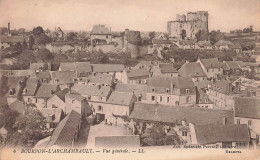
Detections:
[186, 89, 190, 94]
[9, 88, 15, 95]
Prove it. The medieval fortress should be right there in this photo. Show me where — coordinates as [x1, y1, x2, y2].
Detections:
[167, 11, 208, 40]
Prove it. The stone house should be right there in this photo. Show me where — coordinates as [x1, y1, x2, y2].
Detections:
[151, 63, 178, 77]
[178, 62, 207, 82]
[122, 67, 150, 85]
[90, 25, 112, 45]
[22, 78, 40, 104]
[47, 88, 70, 111]
[59, 62, 92, 78]
[197, 58, 224, 78]
[36, 71, 51, 84]
[51, 71, 76, 90]
[144, 76, 196, 106]
[91, 64, 125, 82]
[65, 93, 91, 116]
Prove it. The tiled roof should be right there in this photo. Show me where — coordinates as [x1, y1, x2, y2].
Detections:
[72, 84, 111, 97]
[194, 124, 250, 144]
[234, 97, 260, 119]
[152, 39, 173, 44]
[89, 74, 113, 85]
[59, 63, 75, 71]
[178, 62, 206, 77]
[210, 79, 231, 94]
[51, 71, 76, 84]
[35, 84, 59, 98]
[91, 25, 111, 35]
[220, 62, 230, 70]
[214, 40, 233, 46]
[133, 61, 158, 69]
[6, 70, 36, 77]
[46, 110, 81, 148]
[158, 63, 177, 73]
[30, 63, 51, 71]
[95, 135, 140, 148]
[92, 64, 124, 73]
[147, 76, 194, 89]
[130, 103, 234, 125]
[36, 71, 51, 79]
[66, 93, 86, 102]
[115, 83, 147, 100]
[199, 58, 223, 69]
[22, 78, 39, 96]
[126, 68, 150, 79]
[7, 76, 26, 89]
[0, 36, 28, 43]
[75, 62, 92, 73]
[9, 100, 26, 114]
[236, 61, 260, 67]
[224, 61, 240, 70]
[107, 91, 135, 106]
[54, 88, 70, 102]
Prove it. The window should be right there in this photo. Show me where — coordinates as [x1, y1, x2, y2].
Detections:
[186, 89, 190, 94]
[218, 68, 221, 71]
[205, 106, 208, 108]
[167, 97, 170, 103]
[106, 35, 108, 39]
[186, 96, 191, 103]
[237, 119, 240, 124]
[166, 89, 170, 93]
[139, 80, 142, 84]
[248, 120, 252, 126]
[160, 96, 162, 102]
[35, 98, 38, 103]
[175, 101, 179, 105]
[152, 88, 155, 92]
[72, 100, 75, 104]
[98, 105, 103, 112]
[182, 131, 187, 136]
[207, 69, 209, 72]
[151, 96, 155, 101]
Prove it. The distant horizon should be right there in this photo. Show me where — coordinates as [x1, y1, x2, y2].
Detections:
[0, 0, 259, 33]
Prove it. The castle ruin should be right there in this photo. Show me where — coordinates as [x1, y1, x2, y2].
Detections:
[167, 11, 208, 40]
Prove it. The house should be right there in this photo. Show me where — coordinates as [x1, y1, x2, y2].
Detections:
[72, 84, 112, 103]
[34, 84, 60, 108]
[91, 64, 125, 82]
[4, 70, 36, 78]
[145, 76, 196, 106]
[59, 62, 92, 78]
[178, 62, 207, 82]
[177, 40, 196, 49]
[151, 39, 177, 55]
[90, 25, 112, 45]
[195, 82, 214, 109]
[0, 35, 28, 50]
[37, 108, 63, 131]
[115, 83, 147, 102]
[51, 71, 76, 89]
[130, 103, 234, 125]
[92, 91, 136, 125]
[151, 63, 178, 77]
[236, 61, 259, 72]
[47, 88, 70, 111]
[132, 61, 158, 70]
[232, 77, 260, 98]
[6, 76, 27, 104]
[65, 93, 91, 116]
[189, 123, 250, 148]
[223, 61, 242, 76]
[214, 40, 234, 51]
[197, 58, 224, 78]
[228, 42, 242, 53]
[196, 41, 213, 50]
[88, 74, 114, 87]
[207, 79, 240, 110]
[34, 110, 81, 148]
[123, 67, 150, 85]
[30, 62, 51, 72]
[8, 100, 27, 115]
[22, 78, 40, 104]
[234, 97, 260, 147]
[36, 71, 51, 84]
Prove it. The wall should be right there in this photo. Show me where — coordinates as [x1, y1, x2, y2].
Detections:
[47, 95, 65, 111]
[234, 117, 260, 135]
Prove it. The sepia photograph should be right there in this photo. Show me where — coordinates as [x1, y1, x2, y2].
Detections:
[0, 0, 260, 159]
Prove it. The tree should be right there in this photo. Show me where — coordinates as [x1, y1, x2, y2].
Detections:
[8, 109, 48, 147]
[37, 48, 53, 62]
[32, 26, 44, 37]
[17, 28, 26, 35]
[28, 35, 34, 50]
[209, 30, 224, 44]
[148, 31, 156, 40]
[195, 29, 208, 41]
[66, 32, 78, 41]
[35, 34, 51, 45]
[0, 105, 19, 129]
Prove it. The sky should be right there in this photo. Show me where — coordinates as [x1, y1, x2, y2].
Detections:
[0, 0, 259, 32]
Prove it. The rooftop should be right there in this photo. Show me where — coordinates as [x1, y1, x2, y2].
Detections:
[199, 58, 223, 69]
[34, 84, 59, 98]
[126, 68, 150, 79]
[115, 83, 147, 100]
[178, 62, 206, 78]
[91, 25, 111, 35]
[130, 103, 234, 125]
[92, 64, 124, 73]
[194, 124, 250, 144]
[158, 63, 178, 73]
[22, 78, 39, 96]
[107, 91, 135, 106]
[51, 71, 76, 84]
[72, 84, 111, 98]
[234, 97, 260, 119]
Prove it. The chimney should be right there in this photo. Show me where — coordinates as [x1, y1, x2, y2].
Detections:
[8, 22, 10, 36]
